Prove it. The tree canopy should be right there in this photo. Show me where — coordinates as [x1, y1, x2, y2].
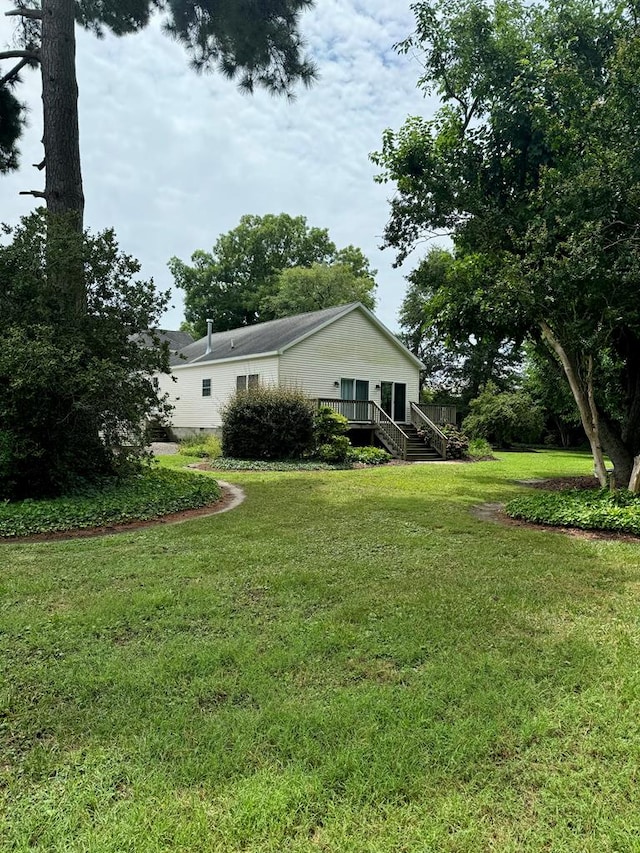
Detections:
[1, 0, 317, 185]
[0, 0, 316, 498]
[373, 0, 640, 488]
[170, 214, 377, 335]
[265, 263, 376, 318]
[398, 246, 521, 405]
[0, 212, 171, 499]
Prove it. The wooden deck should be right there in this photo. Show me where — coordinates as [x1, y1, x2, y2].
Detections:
[317, 399, 449, 461]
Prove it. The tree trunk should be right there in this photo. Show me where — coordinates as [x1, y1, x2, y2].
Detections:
[540, 321, 608, 486]
[41, 0, 83, 222]
[598, 418, 635, 487]
[40, 0, 85, 316]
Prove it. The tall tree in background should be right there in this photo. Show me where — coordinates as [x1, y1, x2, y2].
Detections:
[265, 263, 376, 318]
[373, 0, 640, 489]
[170, 214, 376, 335]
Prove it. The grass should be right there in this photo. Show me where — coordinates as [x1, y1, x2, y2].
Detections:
[2, 449, 640, 851]
[0, 469, 221, 538]
[507, 486, 640, 535]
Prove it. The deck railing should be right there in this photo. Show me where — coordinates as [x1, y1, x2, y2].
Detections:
[410, 403, 448, 460]
[317, 398, 372, 422]
[317, 398, 412, 459]
[370, 401, 409, 460]
[415, 403, 457, 426]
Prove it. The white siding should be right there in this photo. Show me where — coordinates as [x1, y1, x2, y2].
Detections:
[279, 309, 420, 421]
[157, 355, 280, 430]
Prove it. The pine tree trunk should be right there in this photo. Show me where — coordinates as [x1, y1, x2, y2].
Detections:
[41, 0, 83, 222]
[40, 0, 85, 316]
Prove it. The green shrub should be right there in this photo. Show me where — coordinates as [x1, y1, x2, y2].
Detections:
[178, 434, 222, 459]
[466, 438, 494, 460]
[348, 446, 391, 465]
[312, 405, 352, 461]
[440, 424, 469, 459]
[506, 487, 640, 535]
[317, 436, 352, 463]
[222, 386, 315, 460]
[313, 406, 349, 444]
[0, 469, 221, 538]
[207, 458, 349, 471]
[0, 212, 171, 500]
[463, 383, 544, 447]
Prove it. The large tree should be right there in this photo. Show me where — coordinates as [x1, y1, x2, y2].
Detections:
[170, 213, 376, 335]
[373, 0, 640, 489]
[265, 262, 376, 318]
[1, 0, 317, 260]
[399, 246, 521, 405]
[0, 0, 316, 496]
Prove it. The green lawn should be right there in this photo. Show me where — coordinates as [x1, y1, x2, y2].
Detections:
[2, 450, 640, 852]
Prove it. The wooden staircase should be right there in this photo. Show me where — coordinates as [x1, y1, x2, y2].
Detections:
[316, 398, 447, 462]
[400, 424, 444, 461]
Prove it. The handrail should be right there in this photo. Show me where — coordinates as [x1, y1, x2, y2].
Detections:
[415, 403, 457, 426]
[370, 400, 409, 460]
[410, 402, 447, 460]
[316, 399, 410, 459]
[317, 398, 371, 421]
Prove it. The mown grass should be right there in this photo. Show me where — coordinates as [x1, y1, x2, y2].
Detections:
[2, 450, 640, 851]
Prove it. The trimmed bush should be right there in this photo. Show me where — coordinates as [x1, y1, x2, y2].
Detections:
[317, 435, 352, 463]
[222, 387, 315, 460]
[313, 405, 351, 461]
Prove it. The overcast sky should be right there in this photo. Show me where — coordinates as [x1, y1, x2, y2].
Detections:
[1, 0, 441, 333]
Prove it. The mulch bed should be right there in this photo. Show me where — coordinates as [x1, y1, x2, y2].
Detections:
[477, 476, 640, 543]
[521, 475, 600, 491]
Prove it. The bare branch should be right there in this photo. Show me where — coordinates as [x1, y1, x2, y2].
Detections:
[33, 158, 45, 171]
[19, 189, 46, 199]
[5, 8, 42, 19]
[0, 56, 29, 86]
[0, 49, 40, 63]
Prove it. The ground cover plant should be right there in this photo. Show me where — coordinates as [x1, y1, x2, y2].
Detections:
[178, 435, 223, 460]
[4, 450, 640, 851]
[0, 469, 221, 538]
[507, 487, 640, 535]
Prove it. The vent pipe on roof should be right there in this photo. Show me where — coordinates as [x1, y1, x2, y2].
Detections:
[205, 319, 213, 355]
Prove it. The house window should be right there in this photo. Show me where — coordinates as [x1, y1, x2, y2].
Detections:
[237, 374, 259, 391]
[202, 378, 211, 397]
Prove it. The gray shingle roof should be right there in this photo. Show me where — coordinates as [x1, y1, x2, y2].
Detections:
[173, 303, 359, 366]
[138, 329, 195, 355]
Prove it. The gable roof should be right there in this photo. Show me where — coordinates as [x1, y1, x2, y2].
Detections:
[172, 303, 424, 369]
[138, 329, 194, 355]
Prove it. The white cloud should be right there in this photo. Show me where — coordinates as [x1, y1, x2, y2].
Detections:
[0, 2, 441, 331]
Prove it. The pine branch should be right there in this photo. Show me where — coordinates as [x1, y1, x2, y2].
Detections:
[0, 49, 40, 63]
[0, 56, 29, 85]
[5, 8, 42, 19]
[19, 189, 46, 198]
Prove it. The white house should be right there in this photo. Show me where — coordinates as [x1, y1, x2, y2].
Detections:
[155, 303, 447, 460]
